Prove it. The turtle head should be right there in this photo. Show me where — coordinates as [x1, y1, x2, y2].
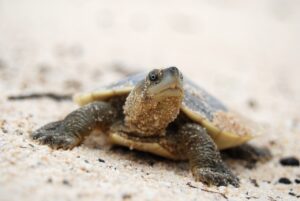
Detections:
[124, 67, 184, 136]
[144, 67, 184, 100]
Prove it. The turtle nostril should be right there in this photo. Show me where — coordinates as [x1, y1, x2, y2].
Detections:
[169, 66, 179, 74]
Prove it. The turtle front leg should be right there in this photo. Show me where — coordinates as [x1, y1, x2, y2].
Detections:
[178, 123, 239, 187]
[31, 101, 117, 149]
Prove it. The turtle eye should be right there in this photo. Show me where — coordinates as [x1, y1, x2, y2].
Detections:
[149, 71, 158, 82]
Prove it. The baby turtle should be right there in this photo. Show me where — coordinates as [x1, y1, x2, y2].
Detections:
[32, 67, 271, 187]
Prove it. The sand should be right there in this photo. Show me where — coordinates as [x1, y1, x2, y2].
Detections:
[1, 0, 300, 200]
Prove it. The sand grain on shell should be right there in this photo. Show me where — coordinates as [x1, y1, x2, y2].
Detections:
[212, 111, 253, 136]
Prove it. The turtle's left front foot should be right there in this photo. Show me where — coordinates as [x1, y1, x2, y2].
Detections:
[178, 123, 240, 187]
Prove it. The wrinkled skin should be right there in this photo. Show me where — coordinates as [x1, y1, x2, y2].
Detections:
[32, 67, 271, 187]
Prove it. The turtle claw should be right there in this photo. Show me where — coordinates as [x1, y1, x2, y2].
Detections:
[31, 121, 80, 149]
[192, 167, 240, 187]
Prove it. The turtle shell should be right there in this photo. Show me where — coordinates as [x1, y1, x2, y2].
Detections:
[74, 72, 256, 150]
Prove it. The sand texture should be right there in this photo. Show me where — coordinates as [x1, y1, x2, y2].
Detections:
[1, 1, 300, 200]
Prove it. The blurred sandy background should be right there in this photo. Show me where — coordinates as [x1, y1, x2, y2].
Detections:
[1, 0, 300, 200]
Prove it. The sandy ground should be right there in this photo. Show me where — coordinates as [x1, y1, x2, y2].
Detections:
[1, 0, 300, 200]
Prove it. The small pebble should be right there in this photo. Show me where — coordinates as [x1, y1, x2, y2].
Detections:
[122, 193, 132, 200]
[279, 157, 299, 166]
[186, 182, 197, 188]
[278, 177, 292, 184]
[295, 179, 300, 184]
[62, 179, 71, 186]
[250, 178, 259, 187]
[98, 158, 105, 163]
[247, 99, 258, 109]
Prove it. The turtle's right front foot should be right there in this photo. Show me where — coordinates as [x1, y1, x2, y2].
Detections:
[31, 121, 81, 149]
[31, 102, 117, 149]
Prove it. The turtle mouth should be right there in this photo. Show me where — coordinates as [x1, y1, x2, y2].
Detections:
[155, 84, 183, 98]
[148, 79, 183, 99]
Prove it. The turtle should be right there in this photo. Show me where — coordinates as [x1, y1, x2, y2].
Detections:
[31, 66, 271, 187]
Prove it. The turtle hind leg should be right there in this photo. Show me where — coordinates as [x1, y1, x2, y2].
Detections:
[31, 101, 117, 149]
[177, 123, 240, 187]
[222, 143, 272, 164]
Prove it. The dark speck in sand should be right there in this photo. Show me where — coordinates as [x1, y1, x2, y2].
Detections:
[278, 177, 292, 185]
[280, 157, 299, 167]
